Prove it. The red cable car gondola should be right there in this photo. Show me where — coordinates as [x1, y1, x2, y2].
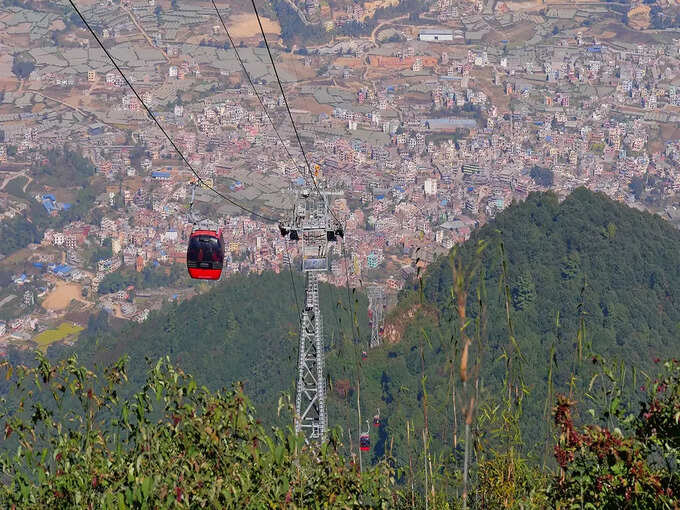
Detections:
[359, 432, 370, 451]
[186, 229, 224, 280]
[373, 409, 380, 427]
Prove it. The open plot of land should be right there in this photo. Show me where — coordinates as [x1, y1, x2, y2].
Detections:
[593, 22, 657, 45]
[33, 322, 83, 352]
[42, 281, 90, 311]
[228, 13, 281, 38]
[485, 21, 536, 45]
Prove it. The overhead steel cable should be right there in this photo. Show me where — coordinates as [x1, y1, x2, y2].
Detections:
[249, 0, 357, 296]
[249, 0, 314, 177]
[249, 2, 365, 434]
[67, 0, 277, 223]
[210, 0, 305, 178]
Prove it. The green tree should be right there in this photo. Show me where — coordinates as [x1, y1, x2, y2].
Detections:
[11, 54, 35, 79]
[511, 272, 535, 311]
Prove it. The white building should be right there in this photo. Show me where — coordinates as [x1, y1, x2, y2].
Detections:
[419, 29, 453, 42]
[424, 178, 438, 196]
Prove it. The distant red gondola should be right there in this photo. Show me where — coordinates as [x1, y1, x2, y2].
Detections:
[359, 432, 370, 451]
[186, 229, 224, 280]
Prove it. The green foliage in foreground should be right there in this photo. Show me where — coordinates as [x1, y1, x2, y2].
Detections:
[549, 359, 680, 509]
[0, 355, 402, 509]
[1, 354, 679, 508]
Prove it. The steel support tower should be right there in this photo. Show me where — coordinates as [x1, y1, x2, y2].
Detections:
[280, 188, 343, 444]
[367, 286, 385, 349]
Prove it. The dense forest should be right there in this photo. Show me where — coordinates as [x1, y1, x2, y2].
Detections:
[56, 271, 368, 428]
[4, 188, 680, 506]
[97, 263, 189, 295]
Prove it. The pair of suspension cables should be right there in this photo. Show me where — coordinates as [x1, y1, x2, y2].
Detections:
[68, 0, 366, 434]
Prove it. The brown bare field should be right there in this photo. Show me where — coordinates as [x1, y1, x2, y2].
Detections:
[485, 21, 536, 45]
[42, 281, 89, 312]
[661, 122, 680, 141]
[48, 19, 66, 31]
[277, 56, 318, 81]
[228, 13, 281, 38]
[362, 0, 399, 19]
[504, 0, 595, 11]
[291, 95, 333, 115]
[593, 22, 657, 44]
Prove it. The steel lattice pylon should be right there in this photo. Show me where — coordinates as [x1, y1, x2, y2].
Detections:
[280, 188, 343, 445]
[367, 286, 385, 349]
[295, 272, 327, 441]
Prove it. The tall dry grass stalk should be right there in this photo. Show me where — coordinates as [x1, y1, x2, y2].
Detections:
[449, 242, 485, 510]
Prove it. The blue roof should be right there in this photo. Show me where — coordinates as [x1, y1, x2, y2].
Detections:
[62, 203, 72, 210]
[32, 262, 43, 268]
[42, 194, 56, 201]
[151, 171, 171, 178]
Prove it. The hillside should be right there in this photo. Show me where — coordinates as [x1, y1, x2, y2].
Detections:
[65, 271, 367, 427]
[51, 188, 680, 463]
[351, 188, 680, 463]
[4, 188, 680, 506]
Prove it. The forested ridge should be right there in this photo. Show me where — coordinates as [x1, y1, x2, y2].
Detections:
[61, 271, 368, 428]
[3, 188, 680, 507]
[57, 188, 680, 469]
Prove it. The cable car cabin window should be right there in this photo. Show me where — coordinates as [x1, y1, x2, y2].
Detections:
[187, 232, 224, 280]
